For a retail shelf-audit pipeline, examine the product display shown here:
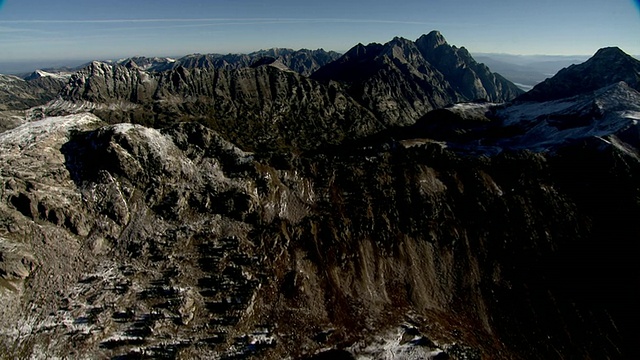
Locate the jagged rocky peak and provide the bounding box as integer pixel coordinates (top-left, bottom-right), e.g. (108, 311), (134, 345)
(121, 59), (139, 69)
(593, 46), (633, 60)
(517, 46), (640, 102)
(342, 42), (383, 60)
(250, 56), (278, 68)
(60, 60), (159, 104)
(250, 57), (291, 72)
(51, 59), (382, 151)
(81, 60), (124, 77)
(415, 31), (523, 102)
(312, 30), (522, 127)
(579, 46), (640, 79)
(116, 48), (341, 76)
(416, 30), (447, 50)
(388, 36), (414, 47)
(89, 60), (109, 70)
(381, 36), (425, 64)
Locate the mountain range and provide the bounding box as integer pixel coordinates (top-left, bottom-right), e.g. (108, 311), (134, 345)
(0, 31), (639, 359)
(312, 31), (522, 126)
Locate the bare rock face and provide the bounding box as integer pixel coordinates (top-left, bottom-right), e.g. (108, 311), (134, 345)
(311, 32), (523, 127)
(415, 31), (523, 102)
(50, 63), (382, 153)
(311, 39), (460, 127)
(0, 109), (638, 359)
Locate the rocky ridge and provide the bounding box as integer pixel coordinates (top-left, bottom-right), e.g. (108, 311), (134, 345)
(119, 48), (341, 77)
(41, 61), (383, 152)
(0, 75), (66, 112)
(28, 32), (522, 153)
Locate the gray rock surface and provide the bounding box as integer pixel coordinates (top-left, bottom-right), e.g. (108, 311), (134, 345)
(416, 31), (522, 102)
(0, 108), (638, 359)
(45, 62), (382, 152)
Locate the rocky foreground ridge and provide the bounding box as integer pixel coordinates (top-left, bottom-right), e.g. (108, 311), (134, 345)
(2, 111), (638, 359)
(0, 34), (639, 359)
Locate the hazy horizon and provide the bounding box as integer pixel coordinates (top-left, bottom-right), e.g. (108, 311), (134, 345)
(1, 0), (639, 66)
(2, 46), (638, 77)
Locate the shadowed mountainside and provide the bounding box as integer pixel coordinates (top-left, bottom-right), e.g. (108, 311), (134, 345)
(312, 31), (523, 126)
(0, 117), (637, 359)
(517, 46), (640, 102)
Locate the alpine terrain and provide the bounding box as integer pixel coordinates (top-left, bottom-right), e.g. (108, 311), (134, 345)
(0, 32), (638, 359)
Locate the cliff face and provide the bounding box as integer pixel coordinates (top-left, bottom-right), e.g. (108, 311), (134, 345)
(42, 32), (522, 151)
(0, 113), (637, 359)
(53, 62), (382, 152)
(415, 31), (523, 103)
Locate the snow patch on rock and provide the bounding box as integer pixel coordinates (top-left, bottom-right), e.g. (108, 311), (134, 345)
(0, 113), (102, 150)
(347, 326), (446, 360)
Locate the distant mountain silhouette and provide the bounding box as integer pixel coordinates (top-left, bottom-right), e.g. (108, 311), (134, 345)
(118, 48), (341, 77)
(517, 47), (640, 102)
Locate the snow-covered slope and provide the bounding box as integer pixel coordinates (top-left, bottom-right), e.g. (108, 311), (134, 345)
(517, 46), (640, 102)
(411, 81), (640, 154)
(497, 81), (640, 151)
(23, 69), (72, 81)
(0, 113), (102, 151)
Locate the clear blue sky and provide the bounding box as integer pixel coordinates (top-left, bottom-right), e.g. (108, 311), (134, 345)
(0, 0), (639, 62)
